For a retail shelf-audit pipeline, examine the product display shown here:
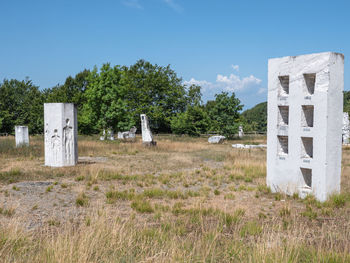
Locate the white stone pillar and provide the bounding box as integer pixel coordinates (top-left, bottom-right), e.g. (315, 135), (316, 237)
(44, 103), (78, 167)
(342, 112), (349, 144)
(15, 126), (29, 147)
(267, 52), (344, 202)
(238, 126), (244, 138)
(140, 114), (156, 146)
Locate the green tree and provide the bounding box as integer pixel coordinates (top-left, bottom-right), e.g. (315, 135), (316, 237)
(0, 78), (44, 134)
(171, 106), (210, 136)
(241, 102), (267, 132)
(206, 92), (243, 138)
(123, 59), (190, 132)
(80, 64), (134, 134)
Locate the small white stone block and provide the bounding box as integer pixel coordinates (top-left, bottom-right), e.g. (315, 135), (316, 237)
(342, 112), (349, 144)
(15, 126), (29, 147)
(44, 103), (78, 167)
(267, 52), (344, 202)
(140, 114), (156, 145)
(208, 135), (226, 144)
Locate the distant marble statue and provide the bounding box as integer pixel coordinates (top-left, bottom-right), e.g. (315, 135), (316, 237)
(100, 128), (114, 141)
(44, 103), (78, 167)
(343, 112), (349, 144)
(117, 126), (137, 141)
(15, 126), (29, 147)
(238, 126), (244, 138)
(140, 114), (156, 146)
(208, 135), (226, 144)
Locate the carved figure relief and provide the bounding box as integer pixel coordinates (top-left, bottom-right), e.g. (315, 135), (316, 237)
(63, 118), (73, 163)
(51, 129), (61, 163)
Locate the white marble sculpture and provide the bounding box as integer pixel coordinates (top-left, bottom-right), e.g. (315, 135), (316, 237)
(267, 52), (344, 202)
(208, 135), (226, 144)
(15, 126), (29, 147)
(140, 114), (156, 146)
(117, 126), (137, 141)
(44, 103), (78, 167)
(238, 126), (244, 138)
(100, 128), (114, 141)
(342, 112), (349, 144)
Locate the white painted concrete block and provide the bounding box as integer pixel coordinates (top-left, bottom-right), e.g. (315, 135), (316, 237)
(15, 126), (29, 147)
(44, 103), (78, 167)
(267, 52), (344, 202)
(140, 114), (156, 145)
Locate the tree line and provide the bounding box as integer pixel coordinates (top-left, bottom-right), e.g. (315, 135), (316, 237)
(0, 59), (267, 137)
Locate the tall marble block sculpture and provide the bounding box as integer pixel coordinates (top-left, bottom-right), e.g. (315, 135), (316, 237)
(140, 114), (156, 146)
(342, 112), (349, 144)
(15, 126), (29, 147)
(267, 52), (344, 202)
(44, 103), (78, 167)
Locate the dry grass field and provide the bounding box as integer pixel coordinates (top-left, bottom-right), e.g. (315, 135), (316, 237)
(1, 135), (350, 262)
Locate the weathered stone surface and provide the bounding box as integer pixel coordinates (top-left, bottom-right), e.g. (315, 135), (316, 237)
(140, 114), (156, 146)
(117, 126), (137, 141)
(44, 103), (78, 167)
(15, 126), (29, 147)
(238, 126), (244, 138)
(342, 112), (349, 144)
(208, 135), (226, 144)
(267, 52), (344, 202)
(232, 144), (266, 149)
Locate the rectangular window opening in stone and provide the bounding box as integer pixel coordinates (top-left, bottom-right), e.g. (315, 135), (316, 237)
(301, 105), (314, 127)
(277, 135), (288, 155)
(278, 106), (289, 126)
(304, 73), (316, 95)
(301, 137), (313, 158)
(278, 76), (289, 96)
(301, 168), (312, 188)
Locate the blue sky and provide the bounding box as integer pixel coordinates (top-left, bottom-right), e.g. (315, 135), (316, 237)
(0, 0), (349, 109)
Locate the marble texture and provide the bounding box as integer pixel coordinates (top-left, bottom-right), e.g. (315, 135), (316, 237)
(140, 114), (156, 146)
(267, 52), (344, 202)
(15, 126), (29, 147)
(44, 103), (78, 167)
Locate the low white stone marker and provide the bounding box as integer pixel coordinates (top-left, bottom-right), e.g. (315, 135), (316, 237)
(232, 144), (266, 149)
(15, 126), (29, 147)
(44, 103), (78, 167)
(117, 126), (137, 141)
(208, 135), (226, 144)
(140, 114), (156, 146)
(267, 52), (344, 202)
(343, 112), (349, 144)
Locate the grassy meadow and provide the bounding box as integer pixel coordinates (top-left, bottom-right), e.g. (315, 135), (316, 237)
(0, 135), (350, 262)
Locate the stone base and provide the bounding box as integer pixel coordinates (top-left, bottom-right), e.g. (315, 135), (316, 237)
(143, 141), (157, 147)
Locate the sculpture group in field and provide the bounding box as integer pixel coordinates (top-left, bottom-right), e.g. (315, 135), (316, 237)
(14, 52), (345, 203)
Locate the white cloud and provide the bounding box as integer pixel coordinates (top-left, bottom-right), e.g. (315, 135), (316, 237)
(163, 0), (183, 13)
(122, 0), (142, 9)
(184, 73), (261, 93)
(257, 87), (267, 94)
(231, 64), (239, 72)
